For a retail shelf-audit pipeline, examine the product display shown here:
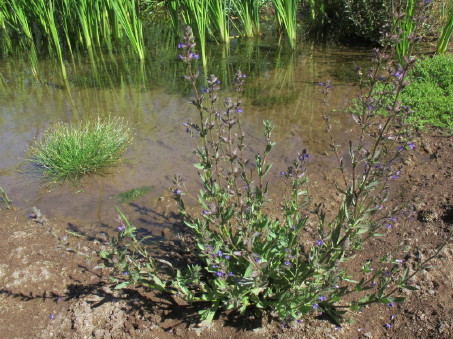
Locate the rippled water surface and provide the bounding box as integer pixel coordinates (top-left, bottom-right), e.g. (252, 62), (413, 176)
(0, 36), (370, 235)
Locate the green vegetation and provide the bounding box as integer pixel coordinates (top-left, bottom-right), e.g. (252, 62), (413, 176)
(96, 26), (446, 325)
(352, 53), (452, 133)
(436, 3), (453, 54)
(28, 117), (132, 183)
(0, 187), (13, 210)
(402, 54), (453, 131)
(113, 186), (153, 203)
(0, 0), (145, 79)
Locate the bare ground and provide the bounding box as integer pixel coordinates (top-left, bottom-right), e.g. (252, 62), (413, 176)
(0, 131), (451, 339)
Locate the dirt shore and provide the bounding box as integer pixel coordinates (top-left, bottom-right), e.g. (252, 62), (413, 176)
(0, 131), (451, 339)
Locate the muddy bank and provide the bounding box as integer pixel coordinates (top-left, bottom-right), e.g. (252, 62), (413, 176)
(0, 131), (451, 339)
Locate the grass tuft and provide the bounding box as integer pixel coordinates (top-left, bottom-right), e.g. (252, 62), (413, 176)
(28, 117), (132, 183)
(113, 186), (153, 203)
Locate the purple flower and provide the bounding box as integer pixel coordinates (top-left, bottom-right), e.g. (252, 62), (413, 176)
(284, 260), (290, 266)
(177, 43), (183, 49)
(202, 209), (210, 215)
(290, 225), (296, 231)
(173, 189), (182, 195)
(370, 281), (376, 287)
(217, 250), (223, 257)
(385, 224), (392, 229)
(408, 142), (415, 149)
(227, 272), (233, 276)
(318, 295), (326, 301)
(254, 258), (261, 263)
(395, 259), (403, 264)
(315, 240), (323, 246)
(384, 323), (391, 329)
(387, 302), (394, 307)
(390, 314), (396, 320)
(49, 314), (55, 319)
(317, 82), (324, 86)
(393, 70), (402, 78)
(297, 319), (302, 324)
(212, 265), (217, 268)
(117, 225), (124, 231)
(298, 153), (309, 160)
(279, 171), (285, 175)
(235, 108), (243, 113)
(224, 255), (230, 260)
(390, 171), (400, 179)
(215, 271), (223, 277)
(312, 303), (319, 309)
(122, 271), (128, 275)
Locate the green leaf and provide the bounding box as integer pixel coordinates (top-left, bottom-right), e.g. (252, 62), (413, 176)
(193, 163), (205, 170)
(114, 281), (130, 289)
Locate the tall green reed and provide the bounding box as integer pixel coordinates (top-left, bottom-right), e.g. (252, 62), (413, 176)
(0, 0), (146, 81)
(180, 0), (209, 67)
(232, 0), (261, 38)
(209, 0), (231, 44)
(272, 0), (298, 49)
(394, 0), (415, 63)
(436, 4), (453, 54)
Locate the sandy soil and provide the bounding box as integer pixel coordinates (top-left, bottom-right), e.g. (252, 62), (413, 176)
(0, 131), (451, 339)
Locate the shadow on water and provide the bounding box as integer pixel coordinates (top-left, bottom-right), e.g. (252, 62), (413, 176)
(0, 26), (371, 237)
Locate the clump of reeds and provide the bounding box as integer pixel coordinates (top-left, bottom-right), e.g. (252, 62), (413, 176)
(28, 117), (132, 183)
(0, 0), (145, 79)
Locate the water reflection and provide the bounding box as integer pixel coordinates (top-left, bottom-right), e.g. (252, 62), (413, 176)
(0, 33), (370, 236)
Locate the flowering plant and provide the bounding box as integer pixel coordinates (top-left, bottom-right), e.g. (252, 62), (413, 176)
(98, 23), (444, 327)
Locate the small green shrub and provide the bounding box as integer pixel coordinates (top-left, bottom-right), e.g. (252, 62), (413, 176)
(402, 54), (453, 131)
(409, 54), (453, 91)
(28, 117), (132, 183)
(402, 80), (453, 130)
(350, 54), (453, 132)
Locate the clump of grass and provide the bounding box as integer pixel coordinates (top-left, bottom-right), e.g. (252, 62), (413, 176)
(0, 187), (13, 210)
(28, 117), (132, 183)
(113, 186), (153, 203)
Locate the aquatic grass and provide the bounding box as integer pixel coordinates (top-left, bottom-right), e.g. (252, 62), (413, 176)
(180, 0), (209, 67)
(28, 117), (132, 183)
(209, 0), (231, 44)
(0, 0), (146, 74)
(0, 187), (13, 210)
(394, 0), (415, 64)
(232, 0), (261, 38)
(113, 186), (154, 203)
(272, 0), (298, 49)
(436, 4), (453, 54)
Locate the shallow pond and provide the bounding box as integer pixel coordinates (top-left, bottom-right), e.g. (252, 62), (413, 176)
(0, 35), (370, 237)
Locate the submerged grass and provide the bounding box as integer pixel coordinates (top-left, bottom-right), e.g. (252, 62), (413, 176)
(113, 186), (153, 203)
(28, 117), (132, 183)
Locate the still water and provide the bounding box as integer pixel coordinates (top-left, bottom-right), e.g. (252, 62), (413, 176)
(0, 35), (370, 236)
